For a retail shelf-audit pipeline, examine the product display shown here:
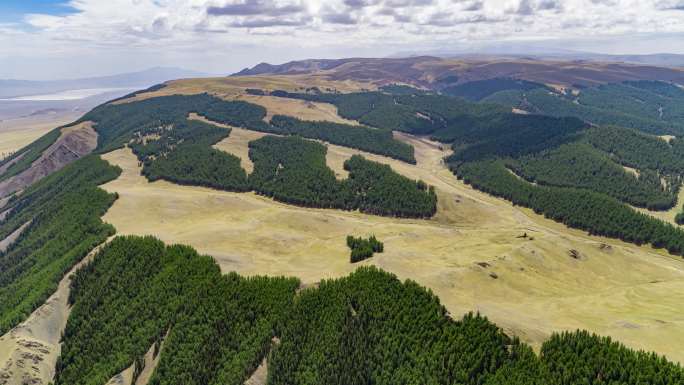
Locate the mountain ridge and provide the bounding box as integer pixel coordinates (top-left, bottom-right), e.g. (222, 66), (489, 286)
(232, 56), (684, 88)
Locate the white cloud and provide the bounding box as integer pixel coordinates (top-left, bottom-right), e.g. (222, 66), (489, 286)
(2, 0), (684, 79)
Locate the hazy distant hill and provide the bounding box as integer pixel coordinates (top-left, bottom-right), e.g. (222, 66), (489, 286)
(0, 67), (208, 99)
(233, 56), (684, 88)
(564, 53), (684, 68)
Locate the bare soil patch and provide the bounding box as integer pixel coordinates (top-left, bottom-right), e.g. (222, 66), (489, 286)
(0, 221), (31, 253)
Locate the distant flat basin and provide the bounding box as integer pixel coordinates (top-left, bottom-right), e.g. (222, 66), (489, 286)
(0, 87), (135, 101)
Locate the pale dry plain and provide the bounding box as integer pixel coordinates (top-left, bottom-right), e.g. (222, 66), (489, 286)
(100, 121), (684, 364)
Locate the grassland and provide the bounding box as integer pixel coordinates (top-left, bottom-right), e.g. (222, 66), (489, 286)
(100, 128), (684, 364)
(3, 75), (684, 384)
(0, 112), (81, 159)
(115, 75), (375, 105)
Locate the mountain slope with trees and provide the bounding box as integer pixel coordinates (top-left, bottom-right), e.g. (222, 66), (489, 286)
(54, 243), (684, 385)
(249, 136), (436, 217)
(0, 155), (120, 333)
(483, 80), (684, 135)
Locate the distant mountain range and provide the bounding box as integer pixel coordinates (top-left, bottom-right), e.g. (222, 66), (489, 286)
(232, 56), (684, 89)
(0, 67), (208, 99)
(390, 43), (684, 68)
(557, 53), (684, 68)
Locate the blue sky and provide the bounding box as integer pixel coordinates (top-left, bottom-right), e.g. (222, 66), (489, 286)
(0, 0), (77, 22)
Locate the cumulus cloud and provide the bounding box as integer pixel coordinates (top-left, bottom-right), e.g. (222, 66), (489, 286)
(1, 0), (683, 78)
(14, 1), (684, 41)
(207, 0), (305, 16)
(656, 0), (684, 9)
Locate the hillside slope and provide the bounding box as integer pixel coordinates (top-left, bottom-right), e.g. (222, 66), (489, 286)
(2, 70), (684, 383)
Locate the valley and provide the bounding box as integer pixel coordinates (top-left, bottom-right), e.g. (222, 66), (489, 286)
(6, 0), (684, 381)
(3, 61), (684, 384)
(99, 115), (684, 363)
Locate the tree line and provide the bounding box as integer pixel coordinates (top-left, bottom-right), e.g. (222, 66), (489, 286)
(130, 118), (250, 192)
(586, 124), (684, 178)
(454, 159), (684, 254)
(53, 239), (684, 385)
(347, 234), (383, 263)
(442, 77), (546, 101)
(484, 81), (684, 136)
(270, 87), (684, 247)
(57, 235), (299, 385)
(267, 115), (415, 163)
(249, 136), (436, 218)
(509, 142), (677, 210)
(0, 155), (120, 333)
(80, 93), (268, 152)
(80, 94), (425, 216)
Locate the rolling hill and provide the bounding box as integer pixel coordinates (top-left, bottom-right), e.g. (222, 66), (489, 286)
(2, 59), (684, 384)
(233, 56), (684, 88)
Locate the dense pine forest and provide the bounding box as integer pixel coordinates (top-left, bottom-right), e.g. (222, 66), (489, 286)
(267, 115), (415, 163)
(271, 87), (684, 252)
(249, 135), (343, 208)
(53, 242), (684, 384)
(74, 93), (430, 217)
(249, 136), (436, 217)
(270, 89), (510, 136)
(441, 77), (546, 101)
(454, 159), (684, 253)
(344, 155), (437, 217)
(0, 156), (120, 333)
(57, 235), (299, 385)
(508, 142), (677, 210)
(80, 93), (268, 152)
(347, 234), (383, 262)
(585, 125), (684, 175)
(77, 92), (415, 163)
(130, 118), (250, 191)
(483, 80), (684, 135)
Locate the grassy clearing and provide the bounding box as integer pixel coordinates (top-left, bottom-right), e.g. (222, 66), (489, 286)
(100, 133), (684, 364)
(114, 75), (375, 105)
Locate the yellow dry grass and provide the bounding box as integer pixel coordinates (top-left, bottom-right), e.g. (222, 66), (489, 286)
(635, 184), (684, 226)
(114, 75), (374, 105)
(191, 114), (268, 174)
(0, 112), (81, 159)
(235, 94), (358, 125)
(622, 164), (640, 177)
(100, 128), (684, 364)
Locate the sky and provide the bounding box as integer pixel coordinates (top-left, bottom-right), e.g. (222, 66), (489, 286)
(1, 0), (684, 80)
